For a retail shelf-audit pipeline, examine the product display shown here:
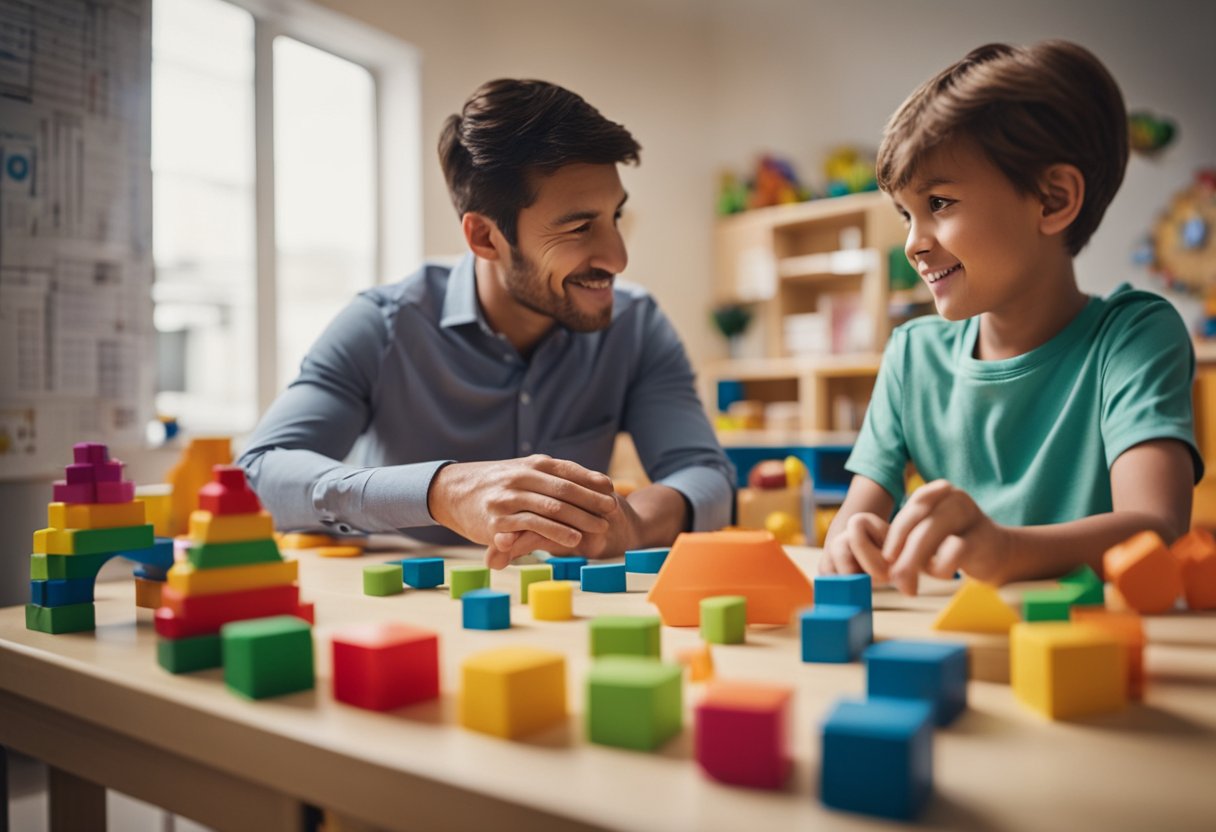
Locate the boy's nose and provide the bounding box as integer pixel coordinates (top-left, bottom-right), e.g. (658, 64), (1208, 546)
(904, 224), (933, 262)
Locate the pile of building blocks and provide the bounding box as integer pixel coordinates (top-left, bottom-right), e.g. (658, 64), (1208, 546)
(459, 646), (567, 739)
(799, 573), (873, 663)
(695, 679), (792, 789)
(331, 622), (440, 710)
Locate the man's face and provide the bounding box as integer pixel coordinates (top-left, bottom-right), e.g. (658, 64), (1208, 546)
(503, 163), (629, 332)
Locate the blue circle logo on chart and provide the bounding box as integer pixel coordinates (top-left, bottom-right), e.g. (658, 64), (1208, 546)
(6, 155), (30, 182)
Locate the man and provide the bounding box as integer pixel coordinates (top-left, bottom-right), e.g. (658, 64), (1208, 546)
(239, 78), (733, 568)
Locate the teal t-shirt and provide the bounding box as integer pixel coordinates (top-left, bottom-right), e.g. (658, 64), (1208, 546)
(847, 284), (1203, 525)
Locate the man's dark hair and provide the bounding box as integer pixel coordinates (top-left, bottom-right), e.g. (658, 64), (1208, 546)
(438, 79), (641, 246)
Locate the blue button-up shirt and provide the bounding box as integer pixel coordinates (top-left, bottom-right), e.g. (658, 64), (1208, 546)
(238, 254), (734, 545)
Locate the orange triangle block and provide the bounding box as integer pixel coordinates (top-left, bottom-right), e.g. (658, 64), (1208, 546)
(933, 579), (1020, 634)
(647, 530), (814, 626)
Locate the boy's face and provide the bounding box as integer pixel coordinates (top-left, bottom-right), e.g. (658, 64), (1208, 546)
(502, 163), (629, 332)
(891, 139), (1046, 322)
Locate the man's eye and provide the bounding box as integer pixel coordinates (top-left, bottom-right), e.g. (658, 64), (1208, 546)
(571, 223), (591, 234)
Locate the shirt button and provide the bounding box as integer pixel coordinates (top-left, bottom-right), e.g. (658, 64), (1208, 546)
(520, 392), (532, 406)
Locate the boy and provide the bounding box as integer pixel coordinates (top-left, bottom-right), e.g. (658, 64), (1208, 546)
(822, 41), (1202, 594)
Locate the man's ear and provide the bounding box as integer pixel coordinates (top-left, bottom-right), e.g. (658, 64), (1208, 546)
(1038, 164), (1084, 238)
(461, 212), (507, 261)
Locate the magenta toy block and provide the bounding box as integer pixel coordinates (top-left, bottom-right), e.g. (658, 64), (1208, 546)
(65, 463), (96, 485)
(53, 481), (95, 504)
(331, 622), (441, 711)
(695, 680), (792, 789)
(73, 442), (109, 464)
(95, 459), (124, 482)
(95, 480), (136, 503)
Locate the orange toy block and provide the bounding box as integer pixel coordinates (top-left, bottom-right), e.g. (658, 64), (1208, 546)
(48, 500), (147, 531)
(276, 532), (358, 550)
(677, 643), (715, 682)
(646, 531), (813, 627)
(135, 577), (163, 609)
(1170, 528), (1216, 611)
(1071, 608), (1146, 699)
(165, 437), (233, 536)
(1103, 531), (1182, 614)
(933, 579), (1020, 634)
(188, 510), (275, 545)
(318, 545), (364, 558)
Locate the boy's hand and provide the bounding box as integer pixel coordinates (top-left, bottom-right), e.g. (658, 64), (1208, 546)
(485, 493), (643, 569)
(882, 479), (1012, 594)
(819, 512), (891, 580)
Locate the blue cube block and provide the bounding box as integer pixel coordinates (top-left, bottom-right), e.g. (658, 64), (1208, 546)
(814, 573), (873, 611)
(133, 563), (168, 581)
(461, 589), (511, 630)
(581, 563), (627, 593)
(800, 604), (871, 663)
(624, 547), (669, 574)
(820, 697), (934, 820)
(863, 640), (968, 726)
(121, 537), (175, 569)
(398, 557), (444, 589)
(30, 578), (95, 607)
(547, 556), (588, 581)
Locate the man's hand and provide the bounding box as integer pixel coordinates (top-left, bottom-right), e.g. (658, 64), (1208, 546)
(485, 492), (644, 569)
(427, 455), (618, 555)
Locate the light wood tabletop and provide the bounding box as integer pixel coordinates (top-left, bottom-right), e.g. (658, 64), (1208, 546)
(2, 545), (1214, 832)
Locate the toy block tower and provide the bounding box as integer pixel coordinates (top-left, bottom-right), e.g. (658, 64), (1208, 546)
(27, 443), (155, 634)
(155, 465), (314, 676)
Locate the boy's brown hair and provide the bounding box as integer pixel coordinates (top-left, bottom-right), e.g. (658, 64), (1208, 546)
(876, 40), (1127, 256)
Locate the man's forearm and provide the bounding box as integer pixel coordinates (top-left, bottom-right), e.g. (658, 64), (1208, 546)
(1000, 511), (1184, 584)
(626, 484), (690, 549)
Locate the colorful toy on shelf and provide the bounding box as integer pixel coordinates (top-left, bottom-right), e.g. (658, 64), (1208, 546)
(716, 154), (813, 216)
(1138, 169), (1215, 311)
(737, 456), (814, 544)
(823, 146), (878, 197)
(1127, 110), (1177, 156)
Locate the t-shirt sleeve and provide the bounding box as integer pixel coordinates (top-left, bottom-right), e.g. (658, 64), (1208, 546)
(1100, 298), (1204, 483)
(846, 326), (911, 502)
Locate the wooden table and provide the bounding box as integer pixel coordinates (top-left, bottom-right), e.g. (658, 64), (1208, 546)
(2, 546), (1214, 831)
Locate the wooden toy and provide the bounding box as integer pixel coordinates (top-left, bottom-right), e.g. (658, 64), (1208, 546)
(33, 524), (154, 556)
(647, 531), (814, 626)
(25, 601), (95, 634)
(29, 577), (94, 607)
(814, 573), (872, 610)
(695, 680), (792, 789)
(1059, 564), (1106, 606)
(700, 595), (747, 644)
(30, 552), (115, 581)
(820, 697), (934, 820)
(586, 657), (683, 751)
(588, 615), (660, 658)
(188, 510), (275, 545)
(166, 559), (298, 595)
(398, 556), (445, 589)
(1010, 622), (1126, 719)
(863, 640), (968, 726)
(47, 500), (146, 530)
(1104, 531), (1183, 614)
(363, 564), (404, 597)
(1170, 528), (1216, 610)
(154, 586), (307, 640)
(197, 465), (262, 515)
(1022, 586), (1086, 622)
(677, 643), (714, 682)
(449, 565), (490, 599)
(932, 579), (1020, 634)
(221, 615), (315, 700)
(546, 556), (588, 581)
(187, 538), (281, 569)
(331, 622), (440, 710)
(165, 437), (233, 536)
(459, 646), (566, 739)
(518, 564), (552, 602)
(624, 547), (669, 573)
(317, 545), (364, 558)
(134, 577), (163, 609)
(800, 604), (870, 663)
(529, 580), (573, 621)
(1071, 608), (1146, 699)
(462, 589), (511, 630)
(157, 633), (222, 674)
(580, 563), (626, 593)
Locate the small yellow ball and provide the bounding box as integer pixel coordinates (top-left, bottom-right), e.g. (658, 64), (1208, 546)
(765, 510), (801, 544)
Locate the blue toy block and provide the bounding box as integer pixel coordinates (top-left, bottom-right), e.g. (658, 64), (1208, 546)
(30, 578), (95, 607)
(462, 589), (511, 630)
(800, 604), (871, 663)
(863, 640), (968, 726)
(398, 557), (444, 589)
(547, 556), (588, 581)
(624, 547), (669, 573)
(820, 697), (934, 821)
(121, 537), (175, 569)
(581, 563), (626, 593)
(814, 573), (872, 611)
(134, 563), (169, 581)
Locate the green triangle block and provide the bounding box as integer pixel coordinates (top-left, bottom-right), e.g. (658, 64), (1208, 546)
(26, 602), (95, 634)
(1059, 565), (1105, 606)
(188, 538), (283, 569)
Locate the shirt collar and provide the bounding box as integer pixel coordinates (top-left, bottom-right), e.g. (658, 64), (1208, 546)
(439, 253), (490, 332)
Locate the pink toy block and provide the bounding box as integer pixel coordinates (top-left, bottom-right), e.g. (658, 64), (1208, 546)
(95, 459), (124, 482)
(73, 442), (109, 464)
(695, 680), (792, 789)
(95, 480), (136, 503)
(331, 622), (440, 710)
(53, 481), (96, 504)
(65, 463), (96, 484)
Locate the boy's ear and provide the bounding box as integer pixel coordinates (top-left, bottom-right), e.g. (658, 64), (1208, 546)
(461, 212), (507, 261)
(1037, 164), (1085, 238)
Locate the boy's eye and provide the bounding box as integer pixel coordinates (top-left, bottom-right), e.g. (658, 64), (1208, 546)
(928, 196), (953, 212)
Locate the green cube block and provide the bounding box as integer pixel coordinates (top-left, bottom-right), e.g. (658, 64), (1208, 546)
(1023, 585), (1085, 622)
(44, 524), (154, 555)
(25, 602), (95, 634)
(1059, 565), (1105, 606)
(589, 615), (662, 658)
(450, 565), (490, 599)
(188, 539), (282, 569)
(519, 564), (553, 603)
(158, 634), (223, 673)
(221, 615), (314, 700)
(586, 657), (683, 750)
(700, 595), (747, 644)
(363, 563), (404, 596)
(30, 552), (116, 581)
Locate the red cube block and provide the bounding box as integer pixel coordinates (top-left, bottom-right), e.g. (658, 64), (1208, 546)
(332, 622), (440, 711)
(213, 465), (249, 489)
(198, 481), (262, 515)
(695, 680), (792, 790)
(95, 480), (136, 503)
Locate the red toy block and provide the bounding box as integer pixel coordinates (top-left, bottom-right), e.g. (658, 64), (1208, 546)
(1170, 528), (1216, 611)
(198, 465), (263, 515)
(294, 602), (316, 625)
(1103, 531), (1182, 615)
(155, 583), (301, 637)
(65, 463), (96, 484)
(53, 481), (95, 504)
(73, 442), (109, 464)
(95, 480), (136, 504)
(331, 622), (441, 711)
(695, 680), (792, 789)
(213, 465), (248, 489)
(95, 459), (124, 482)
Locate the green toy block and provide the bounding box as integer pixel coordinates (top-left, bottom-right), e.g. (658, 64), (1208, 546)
(25, 602), (95, 634)
(450, 565), (490, 599)
(700, 595), (747, 644)
(221, 615), (314, 700)
(188, 539), (282, 569)
(586, 657), (683, 751)
(30, 552), (116, 581)
(589, 615), (662, 658)
(36, 524), (154, 555)
(519, 564), (553, 603)
(1023, 585), (1086, 622)
(1060, 565), (1106, 606)
(158, 634), (223, 673)
(363, 563), (404, 596)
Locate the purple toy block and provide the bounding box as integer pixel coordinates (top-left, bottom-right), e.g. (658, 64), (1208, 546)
(73, 442), (109, 464)
(65, 463), (97, 484)
(53, 481), (96, 504)
(95, 459), (124, 482)
(95, 480), (135, 504)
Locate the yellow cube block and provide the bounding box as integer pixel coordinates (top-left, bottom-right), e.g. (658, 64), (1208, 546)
(459, 647), (567, 739)
(189, 510), (275, 544)
(1011, 622), (1126, 720)
(48, 501), (147, 531)
(529, 580), (573, 621)
(166, 559), (297, 596)
(135, 485), (173, 537)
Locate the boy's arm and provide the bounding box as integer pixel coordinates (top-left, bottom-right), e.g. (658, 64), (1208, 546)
(820, 475), (896, 577)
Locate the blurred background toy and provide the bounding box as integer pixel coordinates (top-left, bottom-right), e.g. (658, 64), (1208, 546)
(823, 146), (878, 197)
(1128, 110), (1178, 156)
(736, 456), (815, 545)
(1137, 168), (1216, 337)
(716, 154), (813, 216)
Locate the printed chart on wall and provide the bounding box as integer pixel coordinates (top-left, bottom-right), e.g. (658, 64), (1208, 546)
(0, 0), (153, 479)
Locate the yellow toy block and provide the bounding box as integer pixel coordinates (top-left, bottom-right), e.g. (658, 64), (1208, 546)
(166, 437), (232, 536)
(166, 559), (297, 596)
(135, 485), (173, 537)
(933, 579), (1020, 634)
(134, 577), (163, 609)
(275, 532), (359, 550)
(459, 646), (567, 739)
(48, 501), (147, 531)
(188, 510), (275, 545)
(677, 642), (715, 682)
(1011, 622), (1126, 720)
(529, 580), (573, 621)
